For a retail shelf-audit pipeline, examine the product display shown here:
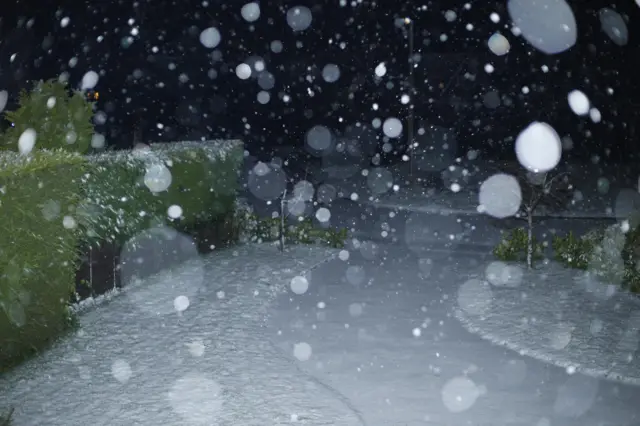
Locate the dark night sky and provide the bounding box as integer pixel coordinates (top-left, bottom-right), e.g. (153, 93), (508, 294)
(0, 0), (638, 164)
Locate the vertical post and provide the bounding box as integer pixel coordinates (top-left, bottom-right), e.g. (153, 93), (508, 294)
(280, 188), (287, 253)
(113, 245), (118, 290)
(527, 209), (533, 270)
(406, 17), (415, 179)
(89, 246), (95, 298)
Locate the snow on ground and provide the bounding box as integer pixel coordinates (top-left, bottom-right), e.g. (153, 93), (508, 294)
(268, 244), (640, 426)
(327, 196), (614, 260)
(369, 189), (620, 219)
(455, 260), (640, 386)
(0, 244), (372, 426)
(323, 160), (638, 220)
(4, 229), (639, 424)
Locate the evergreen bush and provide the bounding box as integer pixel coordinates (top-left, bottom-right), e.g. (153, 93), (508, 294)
(0, 79), (94, 154)
(621, 222), (640, 293)
(0, 151), (86, 373)
(552, 223), (640, 294)
(552, 231), (596, 270)
(493, 227), (543, 264)
(236, 201), (347, 249)
(582, 224), (627, 288)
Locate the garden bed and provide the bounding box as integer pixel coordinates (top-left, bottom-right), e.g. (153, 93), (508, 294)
(456, 259), (640, 385)
(493, 219), (640, 295)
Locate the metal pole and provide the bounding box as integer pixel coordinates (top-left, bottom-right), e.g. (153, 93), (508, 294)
(89, 246), (94, 298)
(280, 188), (287, 253)
(406, 18), (415, 179)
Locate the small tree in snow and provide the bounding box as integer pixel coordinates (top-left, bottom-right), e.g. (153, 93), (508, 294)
(514, 168), (572, 268)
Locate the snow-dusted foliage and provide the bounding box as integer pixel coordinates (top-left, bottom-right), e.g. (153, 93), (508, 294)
(148, 139), (243, 163)
(233, 197), (258, 244)
(2, 0), (640, 423)
(0, 79), (95, 154)
(0, 148), (84, 170)
(586, 223), (628, 286)
(79, 139), (243, 246)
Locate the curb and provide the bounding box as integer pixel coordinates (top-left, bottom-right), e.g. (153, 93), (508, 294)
(453, 308), (640, 387)
(363, 200), (620, 221)
(347, 229), (495, 255)
(263, 247), (340, 303)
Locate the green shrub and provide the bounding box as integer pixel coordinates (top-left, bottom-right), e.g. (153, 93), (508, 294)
(621, 222), (640, 293)
(0, 79), (94, 154)
(0, 151), (86, 373)
(1, 406), (14, 425)
(237, 206), (347, 249)
(233, 198), (260, 242)
(320, 226), (348, 249)
(581, 226), (606, 244)
(162, 148), (237, 227)
(622, 268), (640, 294)
(78, 141), (242, 248)
(557, 223), (640, 294)
(0, 140), (244, 372)
(285, 218), (346, 248)
(552, 231), (596, 269)
(493, 227), (543, 263)
(78, 156), (161, 247)
(586, 224), (628, 289)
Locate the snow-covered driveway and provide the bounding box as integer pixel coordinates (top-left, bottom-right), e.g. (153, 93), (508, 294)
(3, 241), (639, 426)
(267, 244), (640, 426)
(0, 244), (365, 426)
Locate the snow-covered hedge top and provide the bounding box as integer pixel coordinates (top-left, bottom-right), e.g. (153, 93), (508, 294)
(0, 140), (243, 170)
(149, 139), (243, 159)
(0, 149), (84, 174)
(88, 139), (243, 167)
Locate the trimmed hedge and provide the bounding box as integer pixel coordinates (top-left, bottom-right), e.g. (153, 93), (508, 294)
(0, 151), (87, 371)
(0, 136), (347, 374)
(0, 140), (244, 373)
(620, 223), (640, 293)
(78, 141), (242, 247)
(0, 79), (250, 372)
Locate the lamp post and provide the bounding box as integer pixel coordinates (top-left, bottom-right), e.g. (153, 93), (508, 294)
(396, 17), (416, 179)
(405, 17), (416, 178)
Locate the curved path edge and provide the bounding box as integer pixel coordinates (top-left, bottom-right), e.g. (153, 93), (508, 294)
(454, 308), (640, 386)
